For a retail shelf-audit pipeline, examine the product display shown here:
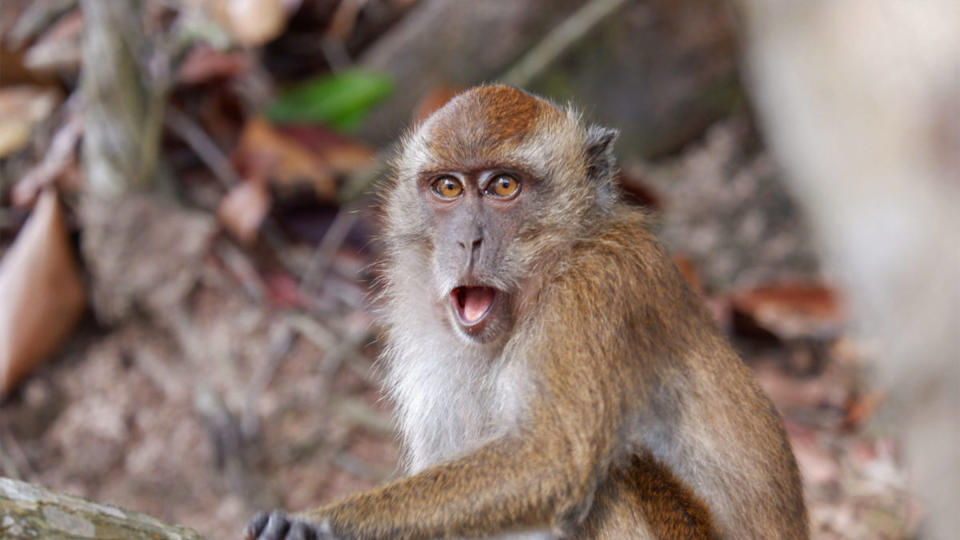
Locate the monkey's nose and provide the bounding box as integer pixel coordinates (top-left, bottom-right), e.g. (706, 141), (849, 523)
(457, 238), (483, 252)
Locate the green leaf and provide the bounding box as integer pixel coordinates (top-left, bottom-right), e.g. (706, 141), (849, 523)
(266, 71), (394, 131)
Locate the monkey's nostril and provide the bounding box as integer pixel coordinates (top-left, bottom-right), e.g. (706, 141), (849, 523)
(457, 238), (482, 251)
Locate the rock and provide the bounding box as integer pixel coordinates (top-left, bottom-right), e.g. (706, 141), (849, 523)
(0, 477), (205, 539)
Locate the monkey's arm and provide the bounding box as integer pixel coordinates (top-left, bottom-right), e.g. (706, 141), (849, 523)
(246, 375), (620, 540)
(321, 429), (607, 538)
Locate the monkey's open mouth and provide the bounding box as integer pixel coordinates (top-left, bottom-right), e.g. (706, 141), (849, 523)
(450, 286), (496, 326)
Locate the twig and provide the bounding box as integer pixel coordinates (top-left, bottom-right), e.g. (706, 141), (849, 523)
(324, 273), (369, 311)
(12, 97), (83, 207)
(285, 313), (376, 385)
(320, 38), (353, 72)
(320, 0), (367, 70)
(284, 313), (341, 353)
(193, 384), (245, 487)
(213, 239), (267, 302)
(242, 323), (295, 439)
(0, 431), (24, 480)
(342, 349), (378, 386)
(297, 151), (388, 291)
(299, 204), (363, 294)
(8, 0), (75, 47)
(340, 151), (389, 204)
(163, 106), (241, 189)
(331, 396), (394, 437)
(135, 347), (187, 401)
(332, 451), (392, 482)
(326, 0), (368, 41)
(4, 426), (37, 478)
(258, 223), (337, 311)
(501, 0), (629, 88)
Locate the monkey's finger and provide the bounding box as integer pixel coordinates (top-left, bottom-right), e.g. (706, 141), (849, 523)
(261, 511), (292, 540)
(286, 521), (317, 540)
(243, 512), (269, 539)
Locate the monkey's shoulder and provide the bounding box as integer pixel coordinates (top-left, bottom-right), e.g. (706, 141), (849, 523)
(557, 211), (677, 297)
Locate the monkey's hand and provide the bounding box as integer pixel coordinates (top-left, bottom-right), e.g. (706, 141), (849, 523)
(243, 511), (339, 540)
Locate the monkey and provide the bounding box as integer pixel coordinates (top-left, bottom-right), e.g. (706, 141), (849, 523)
(244, 84), (807, 540)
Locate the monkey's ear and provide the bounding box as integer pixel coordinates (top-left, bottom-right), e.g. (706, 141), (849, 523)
(585, 126), (619, 183)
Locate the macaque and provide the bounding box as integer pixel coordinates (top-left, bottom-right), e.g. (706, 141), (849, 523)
(245, 85), (807, 539)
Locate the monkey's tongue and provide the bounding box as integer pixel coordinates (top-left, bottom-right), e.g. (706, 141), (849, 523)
(455, 287), (495, 324)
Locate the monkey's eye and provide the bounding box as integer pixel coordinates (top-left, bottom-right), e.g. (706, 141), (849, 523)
(431, 176), (463, 199)
(487, 175), (520, 199)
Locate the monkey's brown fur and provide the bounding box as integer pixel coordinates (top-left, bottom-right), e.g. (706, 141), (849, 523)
(581, 453), (716, 539)
(245, 85), (807, 540)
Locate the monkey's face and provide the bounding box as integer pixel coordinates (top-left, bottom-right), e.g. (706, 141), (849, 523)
(417, 167), (535, 344)
(384, 85), (615, 345)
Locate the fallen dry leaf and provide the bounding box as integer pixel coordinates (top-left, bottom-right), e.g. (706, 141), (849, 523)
(618, 170), (661, 209)
(0, 46), (56, 86)
(843, 390), (886, 430)
(176, 44), (254, 85)
(0, 189), (86, 396)
(672, 255), (702, 293)
(217, 179), (271, 243)
(235, 117), (337, 200)
(279, 125), (375, 176)
(0, 85), (61, 158)
(214, 0), (290, 47)
(753, 362), (850, 411)
(730, 283), (844, 341)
